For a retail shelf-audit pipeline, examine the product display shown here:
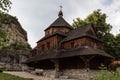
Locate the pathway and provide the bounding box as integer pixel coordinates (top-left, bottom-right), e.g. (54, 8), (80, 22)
(4, 71), (51, 80)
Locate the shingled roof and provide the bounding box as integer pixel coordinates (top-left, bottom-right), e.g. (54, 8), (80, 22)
(37, 30), (67, 43)
(62, 25), (101, 43)
(26, 47), (114, 63)
(45, 12), (73, 31)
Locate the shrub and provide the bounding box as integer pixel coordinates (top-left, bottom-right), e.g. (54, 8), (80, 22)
(94, 64), (120, 80)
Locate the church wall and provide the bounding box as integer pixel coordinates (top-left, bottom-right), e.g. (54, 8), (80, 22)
(85, 37), (103, 49)
(30, 49), (37, 57)
(57, 27), (70, 33)
(62, 38), (86, 49)
(62, 37), (103, 49)
(45, 27), (70, 35)
(37, 35), (58, 52)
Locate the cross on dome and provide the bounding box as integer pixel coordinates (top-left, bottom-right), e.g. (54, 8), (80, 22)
(60, 5), (62, 11)
(58, 5), (63, 17)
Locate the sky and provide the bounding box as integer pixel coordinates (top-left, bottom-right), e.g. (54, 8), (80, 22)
(9, 0), (120, 48)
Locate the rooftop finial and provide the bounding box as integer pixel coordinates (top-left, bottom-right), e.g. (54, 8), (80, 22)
(58, 5), (63, 17)
(60, 5), (62, 11)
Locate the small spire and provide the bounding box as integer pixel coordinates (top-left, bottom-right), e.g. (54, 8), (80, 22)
(58, 5), (63, 17)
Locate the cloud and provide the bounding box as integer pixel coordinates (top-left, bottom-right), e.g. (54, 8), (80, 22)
(9, 0), (120, 48)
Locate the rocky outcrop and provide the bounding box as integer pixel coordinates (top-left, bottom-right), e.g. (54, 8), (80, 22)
(0, 12), (31, 71)
(1, 13), (27, 45)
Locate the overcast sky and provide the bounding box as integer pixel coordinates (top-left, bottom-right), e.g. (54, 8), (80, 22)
(9, 0), (120, 48)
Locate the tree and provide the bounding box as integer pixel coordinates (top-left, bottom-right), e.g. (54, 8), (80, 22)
(72, 18), (86, 28)
(0, 0), (12, 50)
(0, 0), (12, 12)
(113, 34), (120, 59)
(72, 9), (118, 59)
(103, 33), (116, 58)
(72, 9), (112, 39)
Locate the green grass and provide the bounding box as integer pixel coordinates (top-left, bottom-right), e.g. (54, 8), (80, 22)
(0, 73), (29, 80)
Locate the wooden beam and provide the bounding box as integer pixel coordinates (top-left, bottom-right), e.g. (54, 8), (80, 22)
(80, 55), (95, 71)
(51, 59), (60, 78)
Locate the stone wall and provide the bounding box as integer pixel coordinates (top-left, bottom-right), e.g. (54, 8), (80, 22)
(31, 69), (99, 80)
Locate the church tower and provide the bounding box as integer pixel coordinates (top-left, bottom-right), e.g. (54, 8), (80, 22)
(44, 6), (73, 35)
(37, 6), (73, 52)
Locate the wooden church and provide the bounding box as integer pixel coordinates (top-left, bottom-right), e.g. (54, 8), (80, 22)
(26, 7), (113, 72)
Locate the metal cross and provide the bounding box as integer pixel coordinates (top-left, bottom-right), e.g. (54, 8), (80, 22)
(60, 5), (62, 11)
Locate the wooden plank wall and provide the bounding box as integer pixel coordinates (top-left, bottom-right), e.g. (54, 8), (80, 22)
(62, 37), (103, 49)
(37, 35), (58, 52)
(45, 27), (70, 35)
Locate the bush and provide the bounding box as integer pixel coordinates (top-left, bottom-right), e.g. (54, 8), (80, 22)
(93, 64), (120, 80)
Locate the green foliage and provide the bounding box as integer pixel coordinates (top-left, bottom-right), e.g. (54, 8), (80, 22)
(0, 11), (18, 22)
(72, 9), (112, 39)
(113, 34), (120, 59)
(102, 33), (120, 59)
(0, 11), (27, 50)
(0, 43), (31, 61)
(72, 18), (86, 28)
(10, 43), (32, 51)
(102, 33), (115, 57)
(85, 9), (112, 39)
(0, 73), (28, 80)
(72, 9), (120, 59)
(99, 64), (107, 70)
(0, 0), (12, 12)
(94, 68), (120, 80)
(0, 26), (11, 50)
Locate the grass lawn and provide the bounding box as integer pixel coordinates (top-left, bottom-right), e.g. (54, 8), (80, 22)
(0, 72), (29, 80)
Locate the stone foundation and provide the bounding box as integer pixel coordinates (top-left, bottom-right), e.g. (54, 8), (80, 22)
(33, 69), (99, 80)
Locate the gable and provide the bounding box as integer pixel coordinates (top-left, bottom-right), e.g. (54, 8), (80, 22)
(62, 24), (98, 43)
(86, 26), (97, 37)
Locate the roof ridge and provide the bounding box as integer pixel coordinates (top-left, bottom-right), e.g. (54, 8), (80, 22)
(45, 16), (73, 31)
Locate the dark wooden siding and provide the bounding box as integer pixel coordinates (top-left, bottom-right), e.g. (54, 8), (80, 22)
(45, 27), (70, 35)
(62, 37), (103, 49)
(37, 35), (58, 52)
(86, 26), (97, 37)
(60, 57), (85, 69)
(62, 38), (86, 49)
(30, 49), (37, 57)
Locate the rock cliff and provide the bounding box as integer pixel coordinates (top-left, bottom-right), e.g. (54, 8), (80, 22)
(1, 13), (28, 45)
(0, 12), (31, 71)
